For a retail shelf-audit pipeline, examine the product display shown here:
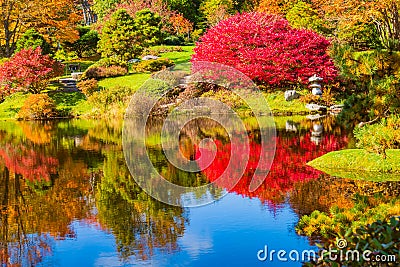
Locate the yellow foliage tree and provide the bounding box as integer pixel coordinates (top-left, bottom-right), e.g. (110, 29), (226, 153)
(319, 0), (400, 50)
(0, 0), (81, 57)
(170, 13), (193, 39)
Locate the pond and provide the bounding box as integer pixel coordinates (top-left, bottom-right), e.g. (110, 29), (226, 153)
(0, 117), (397, 266)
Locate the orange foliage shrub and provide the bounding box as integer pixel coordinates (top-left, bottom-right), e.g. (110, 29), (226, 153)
(17, 94), (57, 120)
(77, 78), (98, 96)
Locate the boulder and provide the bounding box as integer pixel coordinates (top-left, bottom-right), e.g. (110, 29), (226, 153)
(71, 72), (83, 81)
(284, 90), (300, 101)
(142, 55), (159, 60)
(306, 103), (327, 112)
(128, 58), (140, 63)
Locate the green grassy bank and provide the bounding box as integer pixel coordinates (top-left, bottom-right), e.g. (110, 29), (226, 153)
(308, 149), (400, 181)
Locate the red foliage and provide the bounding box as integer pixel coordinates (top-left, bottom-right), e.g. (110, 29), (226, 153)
(0, 47), (64, 95)
(0, 144), (58, 182)
(191, 12), (338, 87)
(196, 131), (348, 206)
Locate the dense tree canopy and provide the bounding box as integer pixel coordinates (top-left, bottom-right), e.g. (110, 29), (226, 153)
(0, 0), (81, 57)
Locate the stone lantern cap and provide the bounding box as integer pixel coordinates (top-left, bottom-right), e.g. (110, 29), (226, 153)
(309, 74), (323, 83)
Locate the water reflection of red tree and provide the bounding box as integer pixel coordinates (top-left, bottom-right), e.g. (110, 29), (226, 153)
(196, 132), (348, 206)
(0, 144), (58, 182)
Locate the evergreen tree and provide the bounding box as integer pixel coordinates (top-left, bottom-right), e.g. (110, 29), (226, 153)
(135, 9), (162, 47)
(15, 29), (52, 55)
(98, 9), (143, 61)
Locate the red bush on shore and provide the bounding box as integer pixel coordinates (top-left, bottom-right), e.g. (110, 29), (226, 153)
(191, 12), (338, 87)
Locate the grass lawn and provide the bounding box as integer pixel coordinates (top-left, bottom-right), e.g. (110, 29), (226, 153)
(0, 92), (29, 120)
(98, 73), (151, 91)
(308, 149), (400, 181)
(158, 45), (195, 65)
(263, 91), (309, 114)
(47, 91), (92, 117)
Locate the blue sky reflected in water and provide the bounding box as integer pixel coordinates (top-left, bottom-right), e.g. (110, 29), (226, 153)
(47, 194), (315, 267)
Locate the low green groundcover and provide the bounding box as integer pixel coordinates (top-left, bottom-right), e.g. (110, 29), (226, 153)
(308, 149), (400, 181)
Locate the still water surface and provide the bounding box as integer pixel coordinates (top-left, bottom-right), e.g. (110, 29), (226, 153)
(0, 116), (381, 266)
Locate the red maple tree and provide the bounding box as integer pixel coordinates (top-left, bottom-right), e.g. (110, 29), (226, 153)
(191, 12), (338, 87)
(0, 47), (64, 96)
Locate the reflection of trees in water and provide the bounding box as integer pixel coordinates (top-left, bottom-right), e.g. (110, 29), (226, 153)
(0, 117), (355, 265)
(95, 150), (187, 260)
(290, 175), (400, 217)
(0, 122), (101, 266)
(197, 128), (349, 208)
(0, 143), (58, 183)
(0, 167), (53, 266)
(137, 116), (349, 208)
(0, 116), (353, 265)
(0, 159), (92, 266)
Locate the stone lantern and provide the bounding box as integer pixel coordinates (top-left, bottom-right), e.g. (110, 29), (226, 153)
(309, 74), (323, 96)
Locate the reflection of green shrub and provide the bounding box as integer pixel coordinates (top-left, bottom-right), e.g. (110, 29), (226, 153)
(25, 179), (53, 195)
(17, 94), (57, 120)
(132, 58), (174, 72)
(354, 116), (400, 158)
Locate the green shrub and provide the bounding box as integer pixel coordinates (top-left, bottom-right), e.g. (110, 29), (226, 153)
(201, 89), (246, 109)
(141, 46), (183, 57)
(132, 58), (174, 72)
(62, 26), (99, 58)
(296, 196), (400, 240)
(0, 58), (8, 65)
(17, 94), (57, 120)
(340, 217), (400, 266)
(354, 116), (400, 158)
(83, 65), (128, 80)
(88, 85), (134, 109)
(307, 217), (400, 266)
(97, 9), (143, 61)
(92, 57), (128, 69)
(77, 79), (98, 96)
(191, 29), (204, 42)
(16, 29), (51, 55)
(163, 36), (182, 45)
